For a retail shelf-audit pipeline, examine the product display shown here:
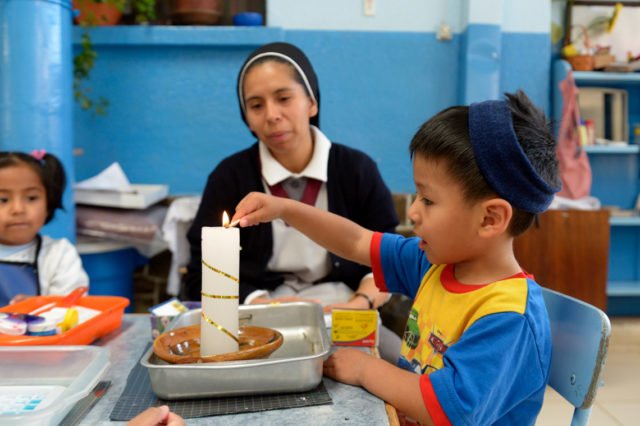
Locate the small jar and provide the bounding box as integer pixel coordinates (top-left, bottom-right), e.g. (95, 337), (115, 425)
(27, 317), (58, 336)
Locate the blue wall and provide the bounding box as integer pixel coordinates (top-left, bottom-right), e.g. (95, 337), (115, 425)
(73, 26), (550, 195)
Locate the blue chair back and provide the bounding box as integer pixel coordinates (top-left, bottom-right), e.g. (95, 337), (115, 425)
(542, 287), (611, 426)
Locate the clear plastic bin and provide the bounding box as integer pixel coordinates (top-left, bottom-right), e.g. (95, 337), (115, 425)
(0, 346), (109, 425)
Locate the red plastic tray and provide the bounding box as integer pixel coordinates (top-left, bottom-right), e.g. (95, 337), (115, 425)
(0, 295), (129, 345)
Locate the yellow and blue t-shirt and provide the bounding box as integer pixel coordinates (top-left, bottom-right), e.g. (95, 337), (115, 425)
(371, 232), (551, 426)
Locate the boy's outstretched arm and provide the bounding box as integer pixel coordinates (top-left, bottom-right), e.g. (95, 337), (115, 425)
(324, 349), (433, 425)
(233, 192), (373, 266)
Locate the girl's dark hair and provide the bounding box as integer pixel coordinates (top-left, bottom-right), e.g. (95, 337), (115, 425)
(0, 151), (67, 224)
(409, 91), (559, 236)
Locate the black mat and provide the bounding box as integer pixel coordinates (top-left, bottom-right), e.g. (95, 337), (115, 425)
(110, 347), (332, 421)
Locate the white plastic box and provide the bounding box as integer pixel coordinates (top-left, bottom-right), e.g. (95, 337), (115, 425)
(75, 184), (169, 209)
(0, 346), (109, 425)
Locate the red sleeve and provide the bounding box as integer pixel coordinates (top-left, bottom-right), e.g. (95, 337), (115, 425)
(370, 232), (387, 292)
(420, 374), (452, 426)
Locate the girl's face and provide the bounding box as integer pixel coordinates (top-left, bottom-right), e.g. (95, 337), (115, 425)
(0, 164), (48, 246)
(242, 61), (318, 157)
(408, 154), (484, 266)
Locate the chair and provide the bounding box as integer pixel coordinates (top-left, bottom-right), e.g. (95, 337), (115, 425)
(542, 287), (611, 426)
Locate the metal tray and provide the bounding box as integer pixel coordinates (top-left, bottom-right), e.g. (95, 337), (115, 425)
(142, 302), (330, 399)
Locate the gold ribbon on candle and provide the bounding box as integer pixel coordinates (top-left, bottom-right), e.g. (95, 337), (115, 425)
(201, 291), (239, 300)
(201, 311), (239, 343)
(201, 259), (239, 283)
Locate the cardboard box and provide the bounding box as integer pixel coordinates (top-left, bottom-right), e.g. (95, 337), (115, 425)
(331, 309), (379, 347)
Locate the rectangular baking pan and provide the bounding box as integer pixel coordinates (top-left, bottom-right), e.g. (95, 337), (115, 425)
(142, 302), (330, 399)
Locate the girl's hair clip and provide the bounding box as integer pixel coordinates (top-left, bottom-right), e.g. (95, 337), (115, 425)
(30, 149), (47, 162)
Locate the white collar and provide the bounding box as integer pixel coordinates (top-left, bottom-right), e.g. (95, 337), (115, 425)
(260, 126), (331, 186)
(0, 239), (37, 259)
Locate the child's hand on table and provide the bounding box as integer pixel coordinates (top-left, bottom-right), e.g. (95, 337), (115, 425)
(323, 348), (375, 387)
(127, 405), (184, 426)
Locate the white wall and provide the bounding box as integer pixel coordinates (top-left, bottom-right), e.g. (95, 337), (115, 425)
(267, 0), (550, 34)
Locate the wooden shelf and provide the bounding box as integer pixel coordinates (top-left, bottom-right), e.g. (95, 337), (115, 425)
(584, 145), (640, 154)
(573, 71), (640, 85)
(607, 281), (640, 297)
(610, 216), (640, 226)
(72, 26), (284, 46)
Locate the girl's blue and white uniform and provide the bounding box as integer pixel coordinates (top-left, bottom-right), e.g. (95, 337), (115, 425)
(0, 235), (88, 306)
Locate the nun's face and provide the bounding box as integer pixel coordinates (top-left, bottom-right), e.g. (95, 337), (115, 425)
(242, 61), (318, 158)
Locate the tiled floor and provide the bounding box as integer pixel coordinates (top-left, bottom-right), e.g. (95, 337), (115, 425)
(536, 317), (640, 425)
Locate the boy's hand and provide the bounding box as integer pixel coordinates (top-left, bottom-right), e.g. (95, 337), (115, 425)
(233, 192), (285, 227)
(323, 298), (370, 313)
(323, 348), (373, 386)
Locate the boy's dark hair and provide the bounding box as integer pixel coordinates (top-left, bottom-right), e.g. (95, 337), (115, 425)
(0, 151), (67, 224)
(409, 90), (560, 236)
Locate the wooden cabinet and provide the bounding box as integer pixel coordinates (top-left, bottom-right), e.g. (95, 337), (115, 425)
(514, 209), (609, 311)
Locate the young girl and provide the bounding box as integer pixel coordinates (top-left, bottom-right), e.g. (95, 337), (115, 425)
(0, 150), (88, 306)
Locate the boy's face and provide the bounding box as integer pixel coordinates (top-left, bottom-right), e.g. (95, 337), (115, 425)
(0, 164), (48, 246)
(408, 154), (485, 265)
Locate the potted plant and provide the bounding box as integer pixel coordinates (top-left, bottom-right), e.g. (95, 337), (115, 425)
(73, 0), (156, 114)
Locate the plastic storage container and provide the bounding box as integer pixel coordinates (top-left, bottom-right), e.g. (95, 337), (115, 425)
(0, 346), (109, 425)
(0, 295), (129, 345)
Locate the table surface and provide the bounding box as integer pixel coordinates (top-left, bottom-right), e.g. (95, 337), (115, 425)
(80, 314), (392, 425)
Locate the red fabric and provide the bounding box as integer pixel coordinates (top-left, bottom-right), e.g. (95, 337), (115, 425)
(441, 264), (530, 293)
(556, 71), (592, 199)
(268, 178), (322, 206)
(370, 232), (387, 291)
(420, 374), (453, 426)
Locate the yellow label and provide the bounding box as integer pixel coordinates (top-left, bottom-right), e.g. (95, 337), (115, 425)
(331, 309), (378, 347)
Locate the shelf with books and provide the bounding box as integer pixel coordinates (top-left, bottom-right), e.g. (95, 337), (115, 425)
(553, 59), (640, 313)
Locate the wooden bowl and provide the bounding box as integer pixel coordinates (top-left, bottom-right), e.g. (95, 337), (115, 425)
(153, 325), (283, 364)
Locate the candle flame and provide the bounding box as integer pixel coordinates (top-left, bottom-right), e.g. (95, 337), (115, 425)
(222, 211), (230, 227)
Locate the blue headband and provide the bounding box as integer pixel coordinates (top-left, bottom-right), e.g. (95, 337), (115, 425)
(468, 100), (558, 213)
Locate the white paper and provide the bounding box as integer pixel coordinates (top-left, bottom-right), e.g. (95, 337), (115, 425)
(74, 162), (134, 192)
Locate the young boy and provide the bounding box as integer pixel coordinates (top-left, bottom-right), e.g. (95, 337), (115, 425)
(232, 90), (560, 425)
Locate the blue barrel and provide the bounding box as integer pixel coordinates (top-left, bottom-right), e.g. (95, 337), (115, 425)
(80, 244), (147, 313)
(0, 0), (75, 241)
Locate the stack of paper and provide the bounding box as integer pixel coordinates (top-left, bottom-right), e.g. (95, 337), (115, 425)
(74, 163), (168, 209)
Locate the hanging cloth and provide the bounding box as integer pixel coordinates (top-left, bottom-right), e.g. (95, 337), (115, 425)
(0, 235), (42, 307)
(556, 70), (592, 199)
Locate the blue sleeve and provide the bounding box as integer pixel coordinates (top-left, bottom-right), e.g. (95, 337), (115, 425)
(379, 233), (431, 299)
(429, 313), (548, 425)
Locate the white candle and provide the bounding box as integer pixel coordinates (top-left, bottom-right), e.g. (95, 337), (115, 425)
(200, 212), (240, 356)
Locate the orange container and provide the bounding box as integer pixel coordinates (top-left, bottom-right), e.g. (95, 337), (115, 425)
(0, 295), (129, 345)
